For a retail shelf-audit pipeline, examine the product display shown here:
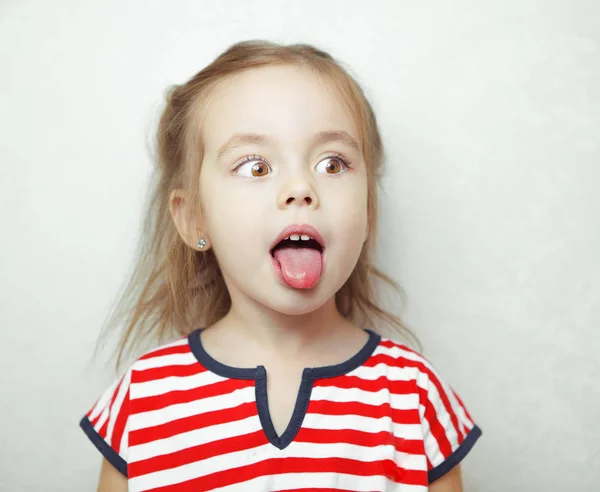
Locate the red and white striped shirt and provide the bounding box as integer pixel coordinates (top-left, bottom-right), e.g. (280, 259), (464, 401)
(80, 328), (481, 491)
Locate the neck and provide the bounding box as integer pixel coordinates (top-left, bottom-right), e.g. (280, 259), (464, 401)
(221, 295), (353, 355)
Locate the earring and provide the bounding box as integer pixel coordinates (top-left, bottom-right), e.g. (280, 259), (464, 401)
(197, 237), (207, 249)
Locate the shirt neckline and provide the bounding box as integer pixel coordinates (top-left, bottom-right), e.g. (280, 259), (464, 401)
(188, 327), (382, 450)
(188, 327), (382, 381)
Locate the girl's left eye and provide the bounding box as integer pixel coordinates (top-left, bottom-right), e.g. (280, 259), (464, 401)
(233, 153), (352, 178)
(315, 154), (352, 175)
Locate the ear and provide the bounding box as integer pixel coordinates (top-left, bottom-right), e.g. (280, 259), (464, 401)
(169, 188), (211, 251)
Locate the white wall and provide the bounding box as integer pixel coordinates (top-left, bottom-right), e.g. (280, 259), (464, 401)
(1, 1), (598, 490)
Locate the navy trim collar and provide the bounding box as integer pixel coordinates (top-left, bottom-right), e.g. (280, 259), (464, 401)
(188, 327), (381, 381)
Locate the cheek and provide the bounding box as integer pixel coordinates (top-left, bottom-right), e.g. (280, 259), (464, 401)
(203, 183), (266, 261)
(208, 201), (248, 247)
(329, 184), (369, 241)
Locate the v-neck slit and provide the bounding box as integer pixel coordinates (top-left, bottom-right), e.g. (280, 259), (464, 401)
(255, 366), (315, 449)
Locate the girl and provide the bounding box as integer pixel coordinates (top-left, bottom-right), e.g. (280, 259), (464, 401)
(80, 40), (482, 492)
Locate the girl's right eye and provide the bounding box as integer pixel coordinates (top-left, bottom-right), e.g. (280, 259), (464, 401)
(233, 155), (271, 178)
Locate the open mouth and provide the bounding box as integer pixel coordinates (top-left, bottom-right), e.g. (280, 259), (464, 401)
(270, 237), (324, 256)
(270, 236), (325, 289)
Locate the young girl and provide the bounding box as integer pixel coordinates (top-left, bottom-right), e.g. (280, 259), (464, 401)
(80, 40), (482, 492)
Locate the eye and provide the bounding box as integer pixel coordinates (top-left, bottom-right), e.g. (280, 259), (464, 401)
(233, 155), (271, 177)
(316, 153), (352, 175)
(232, 152), (352, 178)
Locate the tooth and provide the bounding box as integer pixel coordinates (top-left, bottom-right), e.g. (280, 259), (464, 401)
(284, 236), (290, 240)
(300, 235), (310, 241)
(290, 234), (300, 240)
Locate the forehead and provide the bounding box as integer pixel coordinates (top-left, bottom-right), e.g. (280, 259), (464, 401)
(199, 65), (359, 153)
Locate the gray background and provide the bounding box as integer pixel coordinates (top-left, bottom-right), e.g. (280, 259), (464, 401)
(1, 0), (598, 490)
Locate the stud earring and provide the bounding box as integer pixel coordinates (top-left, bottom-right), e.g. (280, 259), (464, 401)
(197, 237), (207, 249)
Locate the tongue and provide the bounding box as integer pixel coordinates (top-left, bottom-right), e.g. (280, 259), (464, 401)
(273, 247), (322, 289)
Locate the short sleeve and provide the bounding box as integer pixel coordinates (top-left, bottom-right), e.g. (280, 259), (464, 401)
(79, 368), (132, 477)
(416, 360), (482, 483)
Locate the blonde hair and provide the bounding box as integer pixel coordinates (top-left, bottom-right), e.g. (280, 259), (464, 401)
(98, 39), (419, 373)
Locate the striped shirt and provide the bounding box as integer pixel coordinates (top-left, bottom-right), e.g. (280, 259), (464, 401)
(80, 328), (482, 491)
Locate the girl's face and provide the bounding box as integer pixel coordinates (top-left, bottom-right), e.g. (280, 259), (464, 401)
(197, 64), (368, 316)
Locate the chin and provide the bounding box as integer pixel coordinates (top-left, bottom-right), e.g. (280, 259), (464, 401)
(261, 289), (332, 316)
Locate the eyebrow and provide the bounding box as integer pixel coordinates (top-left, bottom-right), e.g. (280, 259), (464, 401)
(216, 130), (361, 161)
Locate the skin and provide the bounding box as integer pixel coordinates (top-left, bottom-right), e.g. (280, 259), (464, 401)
(97, 64), (463, 491)
(97, 458), (126, 491)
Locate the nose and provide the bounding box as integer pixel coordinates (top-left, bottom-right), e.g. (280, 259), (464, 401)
(277, 174), (319, 210)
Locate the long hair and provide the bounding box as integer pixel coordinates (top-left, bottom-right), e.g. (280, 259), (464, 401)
(97, 39), (419, 373)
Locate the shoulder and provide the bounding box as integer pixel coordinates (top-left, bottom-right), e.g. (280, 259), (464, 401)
(371, 333), (437, 375)
(84, 333), (198, 414)
(372, 334), (482, 483)
(130, 332), (196, 371)
(369, 334), (461, 406)
(79, 331), (203, 477)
